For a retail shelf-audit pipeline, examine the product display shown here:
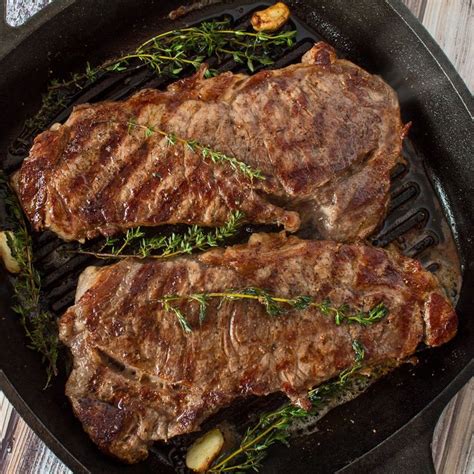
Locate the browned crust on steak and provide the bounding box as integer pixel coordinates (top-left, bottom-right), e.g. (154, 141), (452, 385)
(423, 292), (458, 346)
(15, 42), (403, 242)
(59, 233), (456, 462)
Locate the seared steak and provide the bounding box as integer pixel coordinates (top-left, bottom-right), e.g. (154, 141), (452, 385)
(14, 42), (403, 242)
(59, 233), (456, 463)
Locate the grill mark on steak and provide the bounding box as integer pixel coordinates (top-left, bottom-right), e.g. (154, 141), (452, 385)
(92, 139), (151, 216)
(125, 146), (184, 222)
(14, 42), (404, 242)
(59, 233), (457, 463)
(66, 121), (126, 196)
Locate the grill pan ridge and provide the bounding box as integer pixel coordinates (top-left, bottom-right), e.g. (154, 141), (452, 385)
(0, 1), (473, 473)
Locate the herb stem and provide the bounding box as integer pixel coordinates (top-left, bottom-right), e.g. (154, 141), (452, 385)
(75, 210), (244, 260)
(164, 292), (291, 303)
(115, 239), (132, 257)
(125, 121), (265, 181)
(211, 419), (285, 472)
(158, 289), (388, 332)
(134, 22), (230, 51)
(74, 249), (193, 260)
(135, 26), (294, 52)
(0, 173), (59, 386)
(117, 53), (200, 67)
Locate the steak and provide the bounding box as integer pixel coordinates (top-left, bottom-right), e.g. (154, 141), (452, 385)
(14, 42), (403, 242)
(59, 233), (456, 463)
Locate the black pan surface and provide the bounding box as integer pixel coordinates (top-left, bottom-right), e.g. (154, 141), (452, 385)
(0, 1), (473, 473)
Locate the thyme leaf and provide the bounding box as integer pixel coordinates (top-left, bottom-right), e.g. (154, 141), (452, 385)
(76, 210), (244, 260)
(208, 340), (368, 473)
(162, 299), (193, 334)
(0, 172), (59, 387)
(157, 288), (388, 332)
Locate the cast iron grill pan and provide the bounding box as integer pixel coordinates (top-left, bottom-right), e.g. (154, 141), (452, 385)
(0, 1), (472, 473)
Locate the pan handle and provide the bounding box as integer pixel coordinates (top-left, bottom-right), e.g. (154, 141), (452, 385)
(0, 0), (75, 60)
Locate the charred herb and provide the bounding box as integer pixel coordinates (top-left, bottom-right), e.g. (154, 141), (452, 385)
(208, 341), (367, 472)
(77, 210), (244, 260)
(157, 287), (388, 331)
(0, 173), (58, 386)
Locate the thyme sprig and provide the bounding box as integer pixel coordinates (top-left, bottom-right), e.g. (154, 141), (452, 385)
(209, 341), (366, 472)
(157, 287), (388, 332)
(110, 20), (296, 76)
(77, 210), (244, 260)
(16, 19), (296, 143)
(53, 20), (296, 86)
(126, 119), (265, 181)
(0, 173), (58, 386)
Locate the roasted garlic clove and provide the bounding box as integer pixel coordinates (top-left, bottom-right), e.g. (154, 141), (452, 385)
(185, 428), (225, 472)
(251, 2), (290, 32)
(0, 231), (20, 273)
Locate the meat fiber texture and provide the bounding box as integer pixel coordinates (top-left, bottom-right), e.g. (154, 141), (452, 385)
(59, 233), (456, 463)
(14, 42), (403, 242)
